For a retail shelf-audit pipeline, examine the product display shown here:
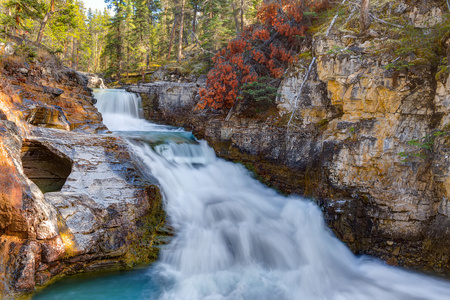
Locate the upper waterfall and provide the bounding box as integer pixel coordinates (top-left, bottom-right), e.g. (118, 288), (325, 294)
(94, 89), (177, 133)
(95, 88), (142, 118)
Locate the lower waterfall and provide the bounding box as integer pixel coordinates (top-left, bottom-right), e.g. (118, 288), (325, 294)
(34, 89), (450, 300)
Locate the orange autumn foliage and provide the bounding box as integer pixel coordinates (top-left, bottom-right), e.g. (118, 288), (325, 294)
(197, 0), (329, 110)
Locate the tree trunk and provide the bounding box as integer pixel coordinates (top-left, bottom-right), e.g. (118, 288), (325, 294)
(126, 45), (130, 79)
(177, 0), (186, 62)
(76, 47), (79, 71)
(232, 1), (240, 34)
(192, 2), (198, 35)
(360, 0), (371, 32)
(167, 14), (178, 60)
(37, 0), (55, 44)
(240, 0), (244, 33)
(37, 13), (53, 44)
(5, 7), (11, 39)
(64, 39), (68, 60)
(116, 20), (122, 80)
(159, 7), (168, 59)
(71, 38), (75, 68)
(93, 34), (98, 72)
(14, 4), (21, 37)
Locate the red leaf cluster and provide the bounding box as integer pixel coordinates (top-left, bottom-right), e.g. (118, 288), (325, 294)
(197, 0), (329, 110)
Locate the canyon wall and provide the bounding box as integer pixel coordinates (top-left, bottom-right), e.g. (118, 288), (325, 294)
(135, 1), (450, 275)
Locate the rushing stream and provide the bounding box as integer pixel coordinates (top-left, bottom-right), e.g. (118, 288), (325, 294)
(34, 89), (450, 300)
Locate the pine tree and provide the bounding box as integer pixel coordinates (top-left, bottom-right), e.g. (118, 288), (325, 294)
(36, 0), (55, 43)
(360, 0), (370, 32)
(104, 0), (126, 79)
(177, 0), (186, 62)
(132, 0), (151, 80)
(1, 0), (45, 36)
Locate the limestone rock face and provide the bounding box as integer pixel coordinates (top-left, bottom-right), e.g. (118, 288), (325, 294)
(194, 34), (450, 272)
(126, 81), (199, 120)
(276, 62), (337, 124)
(307, 35), (439, 239)
(0, 108), (165, 298)
(78, 72), (107, 89)
(0, 120), (61, 295)
(25, 106), (71, 131)
(1, 54), (106, 133)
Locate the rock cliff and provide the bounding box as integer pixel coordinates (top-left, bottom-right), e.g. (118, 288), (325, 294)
(133, 0), (450, 275)
(0, 49), (166, 298)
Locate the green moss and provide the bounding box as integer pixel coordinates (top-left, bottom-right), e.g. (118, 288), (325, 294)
(124, 186), (166, 267)
(316, 118), (329, 128)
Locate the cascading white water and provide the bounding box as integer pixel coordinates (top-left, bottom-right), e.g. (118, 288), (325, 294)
(95, 89), (142, 118)
(36, 89), (450, 299)
(133, 142), (450, 300)
(94, 89), (182, 133)
(99, 78), (107, 89)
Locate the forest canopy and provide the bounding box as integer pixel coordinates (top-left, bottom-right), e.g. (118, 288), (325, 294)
(0, 0), (267, 78)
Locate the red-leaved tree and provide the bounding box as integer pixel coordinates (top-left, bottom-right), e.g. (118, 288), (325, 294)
(197, 0), (329, 110)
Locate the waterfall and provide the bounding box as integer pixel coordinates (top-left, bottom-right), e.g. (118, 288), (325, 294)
(131, 140), (450, 300)
(37, 89), (450, 299)
(95, 88), (142, 119)
(94, 89), (177, 132)
(99, 78), (107, 89)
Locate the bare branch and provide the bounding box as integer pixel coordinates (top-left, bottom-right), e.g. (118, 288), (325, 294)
(189, 30), (219, 56)
(287, 57), (316, 132)
(326, 0), (348, 36)
(348, 1), (404, 28)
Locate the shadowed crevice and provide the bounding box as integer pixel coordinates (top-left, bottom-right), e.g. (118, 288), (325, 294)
(21, 140), (72, 193)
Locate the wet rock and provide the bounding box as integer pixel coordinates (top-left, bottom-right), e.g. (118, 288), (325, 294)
(0, 52), (165, 298)
(12, 241), (41, 293)
(4, 42), (15, 56)
(42, 86), (64, 96)
(29, 127), (165, 271)
(126, 81), (198, 119)
(78, 72), (107, 89)
(25, 105), (71, 131)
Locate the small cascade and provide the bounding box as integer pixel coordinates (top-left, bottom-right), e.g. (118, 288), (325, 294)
(154, 141), (215, 165)
(99, 78), (107, 89)
(94, 89), (175, 132)
(95, 89), (142, 118)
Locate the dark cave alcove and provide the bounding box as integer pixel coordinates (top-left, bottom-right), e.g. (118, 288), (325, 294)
(21, 140), (73, 193)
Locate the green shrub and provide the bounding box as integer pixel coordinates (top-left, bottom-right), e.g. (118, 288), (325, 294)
(241, 76), (279, 103)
